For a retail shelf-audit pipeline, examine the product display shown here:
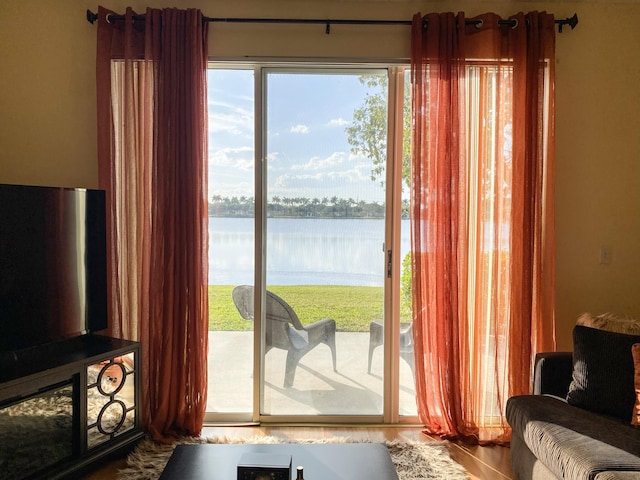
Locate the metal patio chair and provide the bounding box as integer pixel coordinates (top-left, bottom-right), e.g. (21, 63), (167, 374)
(232, 285), (337, 388)
(367, 320), (415, 376)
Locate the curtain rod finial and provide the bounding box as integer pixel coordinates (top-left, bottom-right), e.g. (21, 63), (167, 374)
(568, 13), (579, 30)
(87, 9), (98, 24)
(558, 13), (578, 33)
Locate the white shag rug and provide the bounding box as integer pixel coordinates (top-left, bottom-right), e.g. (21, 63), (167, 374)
(117, 435), (470, 479)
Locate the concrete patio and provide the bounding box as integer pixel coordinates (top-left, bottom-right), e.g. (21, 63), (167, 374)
(206, 331), (417, 417)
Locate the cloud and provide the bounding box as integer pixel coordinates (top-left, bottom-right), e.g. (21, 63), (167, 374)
(208, 99), (253, 136)
(209, 177), (253, 199)
(290, 124), (310, 134)
(208, 146), (254, 170)
(290, 152), (346, 171)
(272, 168), (369, 191)
(327, 117), (349, 127)
(270, 171), (374, 202)
(264, 151), (385, 203)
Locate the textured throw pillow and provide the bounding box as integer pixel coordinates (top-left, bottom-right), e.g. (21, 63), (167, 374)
(576, 312), (640, 335)
(632, 343), (640, 427)
(567, 325), (640, 422)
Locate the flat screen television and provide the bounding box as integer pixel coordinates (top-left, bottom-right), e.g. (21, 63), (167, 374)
(0, 183), (107, 353)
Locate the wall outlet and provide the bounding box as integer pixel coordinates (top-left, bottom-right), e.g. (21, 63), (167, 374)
(599, 246), (612, 264)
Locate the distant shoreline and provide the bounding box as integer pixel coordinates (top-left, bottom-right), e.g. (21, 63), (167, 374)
(208, 196), (409, 219)
(208, 214), (388, 219)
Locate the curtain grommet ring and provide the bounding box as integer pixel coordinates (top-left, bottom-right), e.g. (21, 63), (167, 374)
(511, 18), (519, 29)
(475, 19), (484, 29)
(105, 13), (113, 24)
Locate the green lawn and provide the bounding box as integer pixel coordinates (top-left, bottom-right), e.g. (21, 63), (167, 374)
(210, 285), (398, 332)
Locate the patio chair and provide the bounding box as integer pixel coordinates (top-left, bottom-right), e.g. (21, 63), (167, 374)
(367, 320), (414, 376)
(231, 285), (337, 388)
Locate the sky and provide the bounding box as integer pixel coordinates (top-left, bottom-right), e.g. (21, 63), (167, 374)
(207, 68), (389, 204)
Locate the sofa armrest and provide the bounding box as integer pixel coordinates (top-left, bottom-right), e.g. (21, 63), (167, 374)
(533, 352), (573, 397)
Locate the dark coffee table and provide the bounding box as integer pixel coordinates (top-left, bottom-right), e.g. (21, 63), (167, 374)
(159, 443), (399, 479)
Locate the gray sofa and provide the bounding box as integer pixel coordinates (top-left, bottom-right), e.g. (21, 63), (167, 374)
(507, 325), (640, 480)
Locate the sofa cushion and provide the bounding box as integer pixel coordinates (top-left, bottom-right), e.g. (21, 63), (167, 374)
(510, 433), (559, 480)
(507, 395), (640, 480)
(577, 312), (640, 335)
(595, 473), (640, 480)
(567, 325), (640, 422)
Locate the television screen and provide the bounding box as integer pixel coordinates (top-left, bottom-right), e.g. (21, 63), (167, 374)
(0, 184), (107, 352)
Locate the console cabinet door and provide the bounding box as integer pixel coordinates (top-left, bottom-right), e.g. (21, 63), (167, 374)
(86, 350), (137, 449)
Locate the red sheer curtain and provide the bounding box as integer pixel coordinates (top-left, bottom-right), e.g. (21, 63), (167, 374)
(410, 11), (556, 444)
(96, 6), (209, 442)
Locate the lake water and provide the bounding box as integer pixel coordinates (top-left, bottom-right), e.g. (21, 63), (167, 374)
(209, 217), (411, 286)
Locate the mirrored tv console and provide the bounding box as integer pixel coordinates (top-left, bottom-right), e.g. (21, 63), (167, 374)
(0, 335), (144, 480)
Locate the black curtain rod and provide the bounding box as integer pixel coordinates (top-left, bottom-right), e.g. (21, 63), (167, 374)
(86, 10), (579, 34)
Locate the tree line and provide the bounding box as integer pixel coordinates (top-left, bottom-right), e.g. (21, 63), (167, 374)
(209, 195), (410, 219)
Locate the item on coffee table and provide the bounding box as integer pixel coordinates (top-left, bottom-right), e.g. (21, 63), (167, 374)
(236, 452), (291, 480)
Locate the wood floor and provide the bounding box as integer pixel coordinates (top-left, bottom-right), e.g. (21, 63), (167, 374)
(82, 425), (514, 480)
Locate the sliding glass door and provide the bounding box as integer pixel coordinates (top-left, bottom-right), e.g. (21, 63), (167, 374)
(206, 65), (416, 422)
(263, 70), (387, 416)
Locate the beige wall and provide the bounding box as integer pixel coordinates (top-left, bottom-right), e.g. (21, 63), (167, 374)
(1, 1), (638, 350)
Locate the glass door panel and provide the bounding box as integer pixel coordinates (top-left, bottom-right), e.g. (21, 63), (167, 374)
(263, 70), (387, 416)
(399, 68), (417, 417)
(206, 68), (255, 416)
